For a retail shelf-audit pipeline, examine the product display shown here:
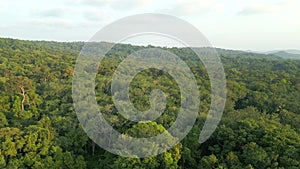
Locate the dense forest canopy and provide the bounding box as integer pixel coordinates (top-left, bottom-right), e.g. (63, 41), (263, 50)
(0, 37), (299, 169)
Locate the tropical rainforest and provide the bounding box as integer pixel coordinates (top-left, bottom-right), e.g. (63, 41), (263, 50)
(0, 37), (299, 169)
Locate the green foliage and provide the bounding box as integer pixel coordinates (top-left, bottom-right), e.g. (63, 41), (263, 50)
(0, 38), (299, 168)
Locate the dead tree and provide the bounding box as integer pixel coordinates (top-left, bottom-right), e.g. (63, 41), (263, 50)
(18, 85), (27, 111)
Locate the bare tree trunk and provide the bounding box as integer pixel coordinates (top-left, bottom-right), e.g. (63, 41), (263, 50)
(19, 86), (26, 111)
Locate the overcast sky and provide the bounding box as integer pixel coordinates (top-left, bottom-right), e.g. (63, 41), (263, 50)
(0, 0), (299, 51)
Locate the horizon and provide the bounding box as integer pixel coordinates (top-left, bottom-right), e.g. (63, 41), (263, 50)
(0, 36), (299, 53)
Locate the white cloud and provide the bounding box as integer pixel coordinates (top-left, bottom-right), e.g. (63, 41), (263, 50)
(29, 18), (73, 27)
(32, 8), (66, 17)
(81, 0), (153, 9)
(83, 0), (116, 6)
(83, 9), (115, 22)
(159, 0), (215, 16)
(0, 0), (299, 50)
(238, 0), (300, 16)
(238, 5), (279, 15)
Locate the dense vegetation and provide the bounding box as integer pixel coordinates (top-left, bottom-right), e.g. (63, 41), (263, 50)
(0, 37), (299, 169)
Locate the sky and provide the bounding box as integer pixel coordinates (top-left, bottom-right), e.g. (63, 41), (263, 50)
(0, 0), (299, 51)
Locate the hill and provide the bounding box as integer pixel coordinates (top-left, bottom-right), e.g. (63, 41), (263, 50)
(271, 51), (300, 59)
